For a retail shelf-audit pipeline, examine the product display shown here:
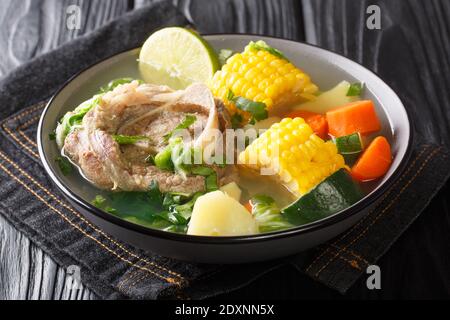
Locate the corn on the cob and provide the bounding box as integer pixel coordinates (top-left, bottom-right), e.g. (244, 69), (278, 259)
(210, 41), (318, 118)
(238, 117), (346, 196)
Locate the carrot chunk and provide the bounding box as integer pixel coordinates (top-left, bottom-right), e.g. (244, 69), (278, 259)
(244, 201), (253, 213)
(326, 100), (381, 137)
(351, 136), (392, 181)
(286, 110), (328, 139)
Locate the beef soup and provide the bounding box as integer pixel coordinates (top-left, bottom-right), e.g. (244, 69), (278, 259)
(50, 30), (396, 237)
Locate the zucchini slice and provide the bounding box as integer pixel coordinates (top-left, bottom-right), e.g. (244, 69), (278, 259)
(282, 169), (364, 225)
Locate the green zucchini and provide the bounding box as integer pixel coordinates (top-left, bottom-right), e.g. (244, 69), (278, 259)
(334, 132), (363, 166)
(282, 169), (364, 225)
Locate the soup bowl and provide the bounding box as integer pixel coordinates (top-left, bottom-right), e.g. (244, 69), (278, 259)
(37, 34), (411, 263)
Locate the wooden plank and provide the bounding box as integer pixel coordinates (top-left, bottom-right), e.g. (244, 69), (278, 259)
(303, 0), (450, 144)
(0, 0), (131, 300)
(0, 0), (130, 77)
(136, 0), (304, 40)
(300, 0), (450, 298)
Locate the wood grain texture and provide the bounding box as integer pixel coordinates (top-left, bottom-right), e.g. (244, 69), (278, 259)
(302, 0), (450, 298)
(0, 0), (130, 77)
(135, 0), (304, 39)
(217, 0), (450, 299)
(0, 0), (131, 300)
(0, 0), (448, 300)
(0, 0), (303, 300)
(303, 0), (450, 145)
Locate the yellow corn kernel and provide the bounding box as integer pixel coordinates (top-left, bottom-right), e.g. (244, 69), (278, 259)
(238, 118), (346, 196)
(209, 41), (318, 120)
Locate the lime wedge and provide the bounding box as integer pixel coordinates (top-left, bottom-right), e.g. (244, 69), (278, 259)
(139, 27), (219, 89)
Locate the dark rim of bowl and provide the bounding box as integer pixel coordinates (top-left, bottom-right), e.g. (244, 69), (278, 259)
(37, 33), (413, 244)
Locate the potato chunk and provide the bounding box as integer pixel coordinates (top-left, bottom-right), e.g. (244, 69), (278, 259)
(293, 81), (358, 114)
(219, 182), (242, 202)
(187, 191), (258, 236)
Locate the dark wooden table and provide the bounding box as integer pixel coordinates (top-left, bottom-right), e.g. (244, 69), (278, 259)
(0, 0), (449, 300)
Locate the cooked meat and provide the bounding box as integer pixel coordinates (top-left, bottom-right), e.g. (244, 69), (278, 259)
(63, 81), (230, 193)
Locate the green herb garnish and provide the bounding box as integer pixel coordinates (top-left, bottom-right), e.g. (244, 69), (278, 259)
(148, 180), (165, 205)
(205, 173), (218, 192)
(91, 181), (203, 233)
(49, 132), (56, 141)
(218, 49), (234, 66)
(163, 115), (197, 142)
(250, 195), (293, 233)
(154, 138), (218, 191)
(145, 154), (156, 165)
(55, 78), (141, 148)
(155, 211), (187, 226)
(112, 135), (148, 145)
(55, 95), (101, 148)
(155, 137), (197, 179)
(248, 40), (289, 61)
(154, 144), (175, 171)
(227, 90), (268, 123)
(231, 113), (243, 129)
(55, 156), (73, 176)
(92, 195), (106, 208)
(169, 192), (203, 220)
(67, 96), (101, 129)
(190, 166), (216, 176)
(91, 195), (117, 213)
(163, 192), (190, 208)
(346, 82), (364, 96)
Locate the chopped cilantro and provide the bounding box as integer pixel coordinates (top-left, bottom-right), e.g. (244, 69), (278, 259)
(55, 156), (73, 176)
(248, 40), (289, 61)
(112, 135), (148, 145)
(163, 115), (197, 142)
(227, 90), (268, 123)
(347, 82), (364, 96)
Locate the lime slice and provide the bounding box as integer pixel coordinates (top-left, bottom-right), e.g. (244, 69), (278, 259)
(139, 27), (219, 90)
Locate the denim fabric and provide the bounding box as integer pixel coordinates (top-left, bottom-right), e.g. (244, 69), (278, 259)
(0, 1), (449, 299)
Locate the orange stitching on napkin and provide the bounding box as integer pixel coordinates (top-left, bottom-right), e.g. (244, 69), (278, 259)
(328, 245), (366, 271)
(118, 270), (142, 292)
(0, 151), (186, 285)
(314, 147), (441, 278)
(119, 257), (189, 293)
(120, 260), (191, 297)
(17, 115), (40, 147)
(2, 124), (40, 159)
(323, 245), (365, 271)
(330, 244), (369, 265)
(1, 105), (43, 155)
(338, 256), (362, 271)
(305, 145), (431, 274)
(6, 103), (45, 123)
(0, 159), (180, 286)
